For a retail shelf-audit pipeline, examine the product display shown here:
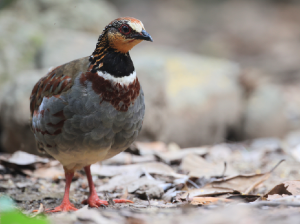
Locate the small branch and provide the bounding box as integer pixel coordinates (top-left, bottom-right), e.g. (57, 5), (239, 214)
(146, 193), (151, 207)
(221, 162), (227, 177)
(105, 192), (115, 206)
(269, 159), (285, 173)
(187, 179), (200, 189)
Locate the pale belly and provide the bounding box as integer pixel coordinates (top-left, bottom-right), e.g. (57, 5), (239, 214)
(47, 145), (125, 171)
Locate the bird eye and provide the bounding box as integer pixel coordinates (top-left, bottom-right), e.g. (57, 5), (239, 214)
(120, 24), (130, 35)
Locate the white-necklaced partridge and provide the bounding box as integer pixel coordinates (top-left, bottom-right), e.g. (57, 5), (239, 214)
(30, 17), (152, 212)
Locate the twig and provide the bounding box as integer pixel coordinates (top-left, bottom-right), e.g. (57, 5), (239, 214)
(146, 193), (151, 207)
(186, 193), (190, 202)
(221, 162), (227, 177)
(31, 203), (45, 217)
(269, 159), (285, 173)
(244, 173), (271, 195)
(187, 179), (200, 189)
(105, 192), (115, 206)
(244, 160), (285, 194)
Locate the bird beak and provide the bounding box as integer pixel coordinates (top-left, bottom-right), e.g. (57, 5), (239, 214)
(133, 30), (153, 42)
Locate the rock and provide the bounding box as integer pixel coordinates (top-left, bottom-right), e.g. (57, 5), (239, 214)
(285, 131), (300, 149)
(131, 46), (243, 146)
(0, 12), (44, 88)
(0, 69), (46, 155)
(243, 84), (288, 139)
(0, 0), (118, 87)
(41, 30), (97, 69)
(250, 138), (282, 152)
(6, 0), (118, 33)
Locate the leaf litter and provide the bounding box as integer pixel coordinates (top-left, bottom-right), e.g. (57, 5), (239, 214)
(2, 138), (300, 223)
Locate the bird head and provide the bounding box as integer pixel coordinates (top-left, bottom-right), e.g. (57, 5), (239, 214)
(104, 17), (153, 53)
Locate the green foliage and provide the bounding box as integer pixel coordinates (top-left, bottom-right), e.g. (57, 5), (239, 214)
(0, 196), (49, 224)
(0, 211), (49, 224)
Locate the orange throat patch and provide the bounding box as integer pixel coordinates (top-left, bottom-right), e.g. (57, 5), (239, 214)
(108, 32), (142, 53)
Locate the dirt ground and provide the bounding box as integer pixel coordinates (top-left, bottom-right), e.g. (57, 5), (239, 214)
(2, 137), (300, 223)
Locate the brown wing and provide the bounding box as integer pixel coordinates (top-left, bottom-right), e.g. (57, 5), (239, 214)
(30, 57), (91, 118)
(30, 66), (72, 117)
(30, 57), (91, 153)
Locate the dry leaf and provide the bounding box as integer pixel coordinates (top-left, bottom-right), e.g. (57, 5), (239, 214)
(91, 162), (185, 178)
(209, 160), (285, 194)
(265, 195), (300, 203)
(102, 152), (156, 165)
(208, 144), (232, 163)
(181, 187), (235, 199)
(0, 151), (49, 174)
(266, 194), (288, 200)
(134, 141), (168, 154)
(180, 154), (237, 178)
(290, 145), (300, 163)
(209, 173), (266, 194)
(264, 180), (300, 199)
(32, 167), (64, 180)
(190, 197), (233, 205)
(31, 203), (45, 217)
(157, 147), (208, 164)
(8, 151), (49, 165)
(98, 175), (164, 194)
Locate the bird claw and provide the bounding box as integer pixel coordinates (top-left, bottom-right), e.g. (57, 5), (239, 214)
(81, 197), (108, 207)
(113, 199), (134, 204)
(33, 203), (78, 213)
(82, 196), (133, 208)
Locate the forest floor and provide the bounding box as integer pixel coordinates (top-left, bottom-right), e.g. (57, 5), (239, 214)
(1, 138), (300, 224)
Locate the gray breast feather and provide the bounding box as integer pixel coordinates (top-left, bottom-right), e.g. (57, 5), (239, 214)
(32, 75), (145, 162)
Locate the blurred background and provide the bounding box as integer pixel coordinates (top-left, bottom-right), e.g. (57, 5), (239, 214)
(1, 0), (300, 155)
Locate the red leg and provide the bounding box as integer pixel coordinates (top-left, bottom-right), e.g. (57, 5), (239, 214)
(37, 168), (78, 213)
(81, 165), (133, 207)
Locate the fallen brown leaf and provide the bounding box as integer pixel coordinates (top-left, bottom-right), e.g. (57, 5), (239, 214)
(31, 203), (45, 217)
(264, 180), (300, 200)
(181, 187), (235, 199)
(190, 197), (233, 205)
(102, 152), (156, 165)
(0, 151), (50, 175)
(157, 147), (208, 164)
(210, 160), (284, 194)
(210, 173), (267, 194)
(32, 167), (64, 180)
(8, 151), (49, 165)
(91, 162), (185, 178)
(134, 141), (168, 154)
(180, 154), (237, 178)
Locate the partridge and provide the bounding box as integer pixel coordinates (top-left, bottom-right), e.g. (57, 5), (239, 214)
(30, 17), (152, 212)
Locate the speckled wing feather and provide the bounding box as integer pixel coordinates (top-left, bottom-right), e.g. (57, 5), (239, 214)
(30, 57), (91, 152)
(30, 57), (90, 117)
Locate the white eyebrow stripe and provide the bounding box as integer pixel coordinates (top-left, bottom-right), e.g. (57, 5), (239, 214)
(129, 21), (144, 33)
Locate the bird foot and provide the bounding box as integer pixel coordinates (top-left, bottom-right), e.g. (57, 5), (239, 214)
(82, 194), (133, 208)
(33, 202), (78, 213)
